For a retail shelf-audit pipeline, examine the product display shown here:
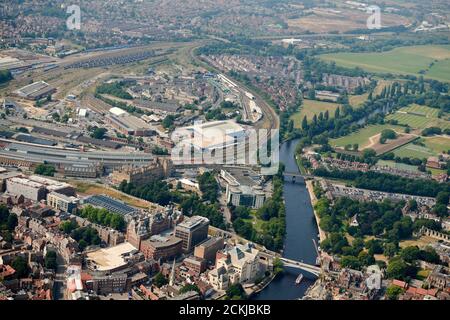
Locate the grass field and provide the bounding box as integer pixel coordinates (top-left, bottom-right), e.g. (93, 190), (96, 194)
(291, 99), (340, 127)
(330, 124), (403, 149)
(386, 104), (450, 130)
(242, 211), (265, 233)
(423, 136), (450, 154)
(393, 136), (450, 158)
(376, 160), (420, 172)
(348, 93), (369, 108)
(393, 142), (437, 159)
(319, 45), (450, 82)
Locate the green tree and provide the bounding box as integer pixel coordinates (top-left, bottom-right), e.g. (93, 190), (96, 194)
(301, 116), (308, 131)
(226, 283), (247, 300)
(34, 164), (56, 177)
(90, 127), (107, 139)
(11, 256), (29, 278)
(400, 246), (420, 263)
(386, 257), (416, 280)
(44, 251), (58, 270)
(383, 243), (398, 258)
(153, 272), (168, 288)
(386, 285), (404, 300)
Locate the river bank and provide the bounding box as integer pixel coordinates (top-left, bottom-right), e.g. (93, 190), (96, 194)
(305, 179), (327, 242)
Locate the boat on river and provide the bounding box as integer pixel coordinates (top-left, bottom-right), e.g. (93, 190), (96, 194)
(295, 274), (304, 285)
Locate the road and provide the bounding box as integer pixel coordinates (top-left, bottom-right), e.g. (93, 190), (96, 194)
(53, 254), (67, 300)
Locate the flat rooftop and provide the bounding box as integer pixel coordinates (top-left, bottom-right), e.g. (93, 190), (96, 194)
(177, 120), (245, 150)
(177, 215), (209, 230)
(221, 167), (261, 187)
(86, 242), (137, 272)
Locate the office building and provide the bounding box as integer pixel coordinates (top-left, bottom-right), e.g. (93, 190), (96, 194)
(175, 216), (209, 253)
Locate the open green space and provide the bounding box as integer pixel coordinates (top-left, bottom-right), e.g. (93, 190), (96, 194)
(330, 124), (403, 149)
(319, 45), (450, 82)
(392, 136), (450, 159)
(290, 99), (340, 127)
(423, 136), (450, 154)
(376, 160), (420, 172)
(242, 210), (266, 233)
(393, 142), (437, 159)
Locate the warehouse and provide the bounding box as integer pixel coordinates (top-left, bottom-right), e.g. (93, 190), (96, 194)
(106, 108), (154, 136)
(15, 134), (57, 146)
(15, 81), (56, 100)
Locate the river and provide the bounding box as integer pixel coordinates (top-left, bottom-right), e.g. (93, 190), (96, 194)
(253, 138), (319, 300)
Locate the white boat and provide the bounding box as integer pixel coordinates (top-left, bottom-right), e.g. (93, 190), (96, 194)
(295, 274), (304, 285)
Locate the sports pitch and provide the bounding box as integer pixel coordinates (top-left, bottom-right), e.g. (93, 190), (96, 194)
(386, 104), (450, 130)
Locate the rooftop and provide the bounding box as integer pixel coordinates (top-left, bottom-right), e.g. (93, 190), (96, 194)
(83, 194), (138, 216)
(177, 215), (209, 230)
(86, 242), (137, 272)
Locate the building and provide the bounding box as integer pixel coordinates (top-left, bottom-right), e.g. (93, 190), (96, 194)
(175, 216), (209, 253)
(14, 81), (56, 100)
(88, 273), (129, 295)
(85, 242), (140, 274)
(126, 210), (175, 248)
(314, 90), (340, 102)
(62, 164), (101, 178)
(322, 73), (370, 92)
(0, 169), (22, 192)
(46, 192), (79, 213)
(82, 195), (139, 216)
(208, 243), (265, 291)
(183, 256), (207, 276)
(427, 157), (441, 169)
(220, 168), (266, 209)
(111, 158), (172, 185)
(139, 235), (182, 261)
(72, 215), (125, 247)
(194, 237), (224, 263)
(6, 176), (47, 201)
(178, 178), (200, 194)
(172, 120), (246, 163)
(105, 108), (154, 136)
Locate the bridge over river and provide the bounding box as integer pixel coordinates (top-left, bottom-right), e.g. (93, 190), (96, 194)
(279, 257), (321, 277)
(283, 171), (314, 182)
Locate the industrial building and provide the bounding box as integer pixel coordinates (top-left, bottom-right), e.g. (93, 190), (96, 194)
(62, 164), (102, 178)
(5, 175), (75, 202)
(174, 215), (209, 253)
(172, 120), (246, 163)
(14, 81), (56, 100)
(105, 107), (155, 136)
